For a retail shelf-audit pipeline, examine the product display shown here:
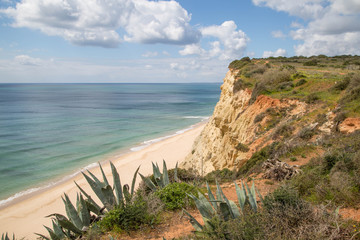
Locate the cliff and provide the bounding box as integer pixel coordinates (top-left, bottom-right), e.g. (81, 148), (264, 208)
(181, 56), (360, 175)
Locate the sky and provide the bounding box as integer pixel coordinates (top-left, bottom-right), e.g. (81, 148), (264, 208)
(0, 0), (359, 83)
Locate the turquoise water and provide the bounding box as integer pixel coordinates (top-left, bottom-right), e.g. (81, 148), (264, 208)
(0, 83), (220, 205)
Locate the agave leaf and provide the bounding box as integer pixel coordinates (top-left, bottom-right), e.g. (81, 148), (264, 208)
(255, 187), (264, 205)
(56, 217), (82, 235)
(44, 225), (61, 240)
(102, 184), (116, 209)
(63, 193), (84, 230)
(162, 160), (170, 186)
(219, 202), (231, 221)
(206, 182), (217, 211)
(98, 162), (109, 186)
(183, 209), (203, 231)
(130, 165), (141, 197)
(78, 194), (91, 226)
(74, 181), (102, 213)
(139, 173), (157, 191)
(123, 184), (131, 204)
(245, 181), (257, 212)
(235, 182), (246, 211)
(216, 181), (237, 219)
(174, 162), (179, 182)
(215, 181), (223, 202)
(52, 220), (65, 239)
(82, 172), (108, 208)
(188, 193), (213, 220)
(35, 233), (50, 240)
(152, 162), (164, 188)
(228, 200), (241, 218)
(110, 161), (123, 207)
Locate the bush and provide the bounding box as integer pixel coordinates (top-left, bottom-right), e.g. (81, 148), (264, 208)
(155, 182), (198, 210)
(272, 123), (294, 139)
(298, 127), (315, 140)
(204, 168), (236, 184)
(295, 78), (307, 87)
(99, 197), (155, 232)
(303, 59), (318, 66)
(254, 112), (266, 123)
(228, 57), (251, 70)
(305, 93), (319, 104)
(235, 142), (250, 152)
(331, 77), (350, 92)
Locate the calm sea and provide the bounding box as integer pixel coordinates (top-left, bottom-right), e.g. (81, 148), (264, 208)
(0, 83), (220, 205)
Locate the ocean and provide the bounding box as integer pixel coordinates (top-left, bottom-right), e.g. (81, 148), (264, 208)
(0, 83), (221, 206)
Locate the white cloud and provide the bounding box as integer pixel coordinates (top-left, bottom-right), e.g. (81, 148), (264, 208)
(179, 21), (249, 60)
(14, 55), (42, 66)
(252, 0), (326, 19)
(254, 0), (360, 56)
(262, 48), (287, 58)
(142, 51), (158, 58)
(271, 30), (286, 38)
(1, 0), (200, 47)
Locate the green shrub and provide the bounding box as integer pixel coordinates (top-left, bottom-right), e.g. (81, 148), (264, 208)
(204, 168), (236, 183)
(237, 144), (274, 176)
(303, 59), (318, 66)
(155, 182), (198, 210)
(272, 123), (294, 139)
(99, 197), (155, 232)
(305, 93), (319, 104)
(295, 78), (307, 87)
(298, 127), (315, 140)
(331, 77), (350, 92)
(235, 143), (250, 152)
(254, 112), (266, 123)
(228, 57), (251, 70)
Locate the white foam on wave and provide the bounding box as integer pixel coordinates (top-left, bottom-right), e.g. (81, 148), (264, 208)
(183, 116), (209, 121)
(0, 162), (100, 207)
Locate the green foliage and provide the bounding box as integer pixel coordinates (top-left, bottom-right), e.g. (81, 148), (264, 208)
(139, 160), (175, 191)
(331, 77), (350, 92)
(228, 57), (251, 70)
(235, 143), (249, 152)
(155, 182), (199, 210)
(237, 143), (277, 176)
(99, 197), (154, 232)
(290, 131), (360, 206)
(272, 123), (294, 139)
(295, 78), (307, 87)
(297, 127), (315, 140)
(303, 59), (318, 66)
(253, 112), (266, 123)
(184, 180), (261, 233)
(204, 168), (236, 184)
(233, 79), (252, 93)
(168, 168), (201, 184)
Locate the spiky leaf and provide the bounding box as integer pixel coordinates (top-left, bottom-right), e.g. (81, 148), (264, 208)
(188, 192), (213, 220)
(139, 173), (157, 191)
(74, 181), (102, 214)
(245, 181), (257, 212)
(174, 162), (179, 182)
(78, 194), (91, 226)
(99, 162), (109, 186)
(110, 161), (123, 207)
(206, 182), (217, 211)
(63, 194), (84, 230)
(162, 160), (170, 186)
(130, 166), (141, 197)
(235, 182), (246, 211)
(183, 209), (203, 231)
(52, 220), (65, 239)
(82, 172), (107, 208)
(44, 225), (61, 240)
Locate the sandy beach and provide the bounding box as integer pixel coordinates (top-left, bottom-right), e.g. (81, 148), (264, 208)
(0, 123), (205, 239)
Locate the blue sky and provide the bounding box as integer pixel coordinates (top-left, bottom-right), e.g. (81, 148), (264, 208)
(0, 0), (359, 83)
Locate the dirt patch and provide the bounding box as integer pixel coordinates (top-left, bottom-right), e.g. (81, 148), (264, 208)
(339, 118), (360, 134)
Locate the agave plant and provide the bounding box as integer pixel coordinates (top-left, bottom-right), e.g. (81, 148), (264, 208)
(39, 161), (140, 239)
(78, 162), (140, 211)
(1, 233), (15, 240)
(139, 160), (178, 191)
(184, 180), (263, 231)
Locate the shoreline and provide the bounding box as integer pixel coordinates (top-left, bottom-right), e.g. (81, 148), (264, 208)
(0, 118), (208, 209)
(0, 121), (206, 239)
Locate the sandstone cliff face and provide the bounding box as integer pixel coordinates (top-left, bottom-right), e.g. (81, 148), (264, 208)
(180, 70), (307, 175)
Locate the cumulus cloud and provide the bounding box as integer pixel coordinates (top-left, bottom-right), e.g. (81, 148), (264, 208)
(14, 55), (42, 66)
(262, 48), (287, 58)
(254, 0), (360, 56)
(271, 30), (286, 38)
(1, 0), (200, 47)
(179, 21), (249, 60)
(142, 51), (158, 58)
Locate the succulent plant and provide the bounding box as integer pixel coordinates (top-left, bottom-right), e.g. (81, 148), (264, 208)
(139, 160), (178, 191)
(184, 180), (263, 231)
(39, 161), (140, 239)
(1, 233), (15, 240)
